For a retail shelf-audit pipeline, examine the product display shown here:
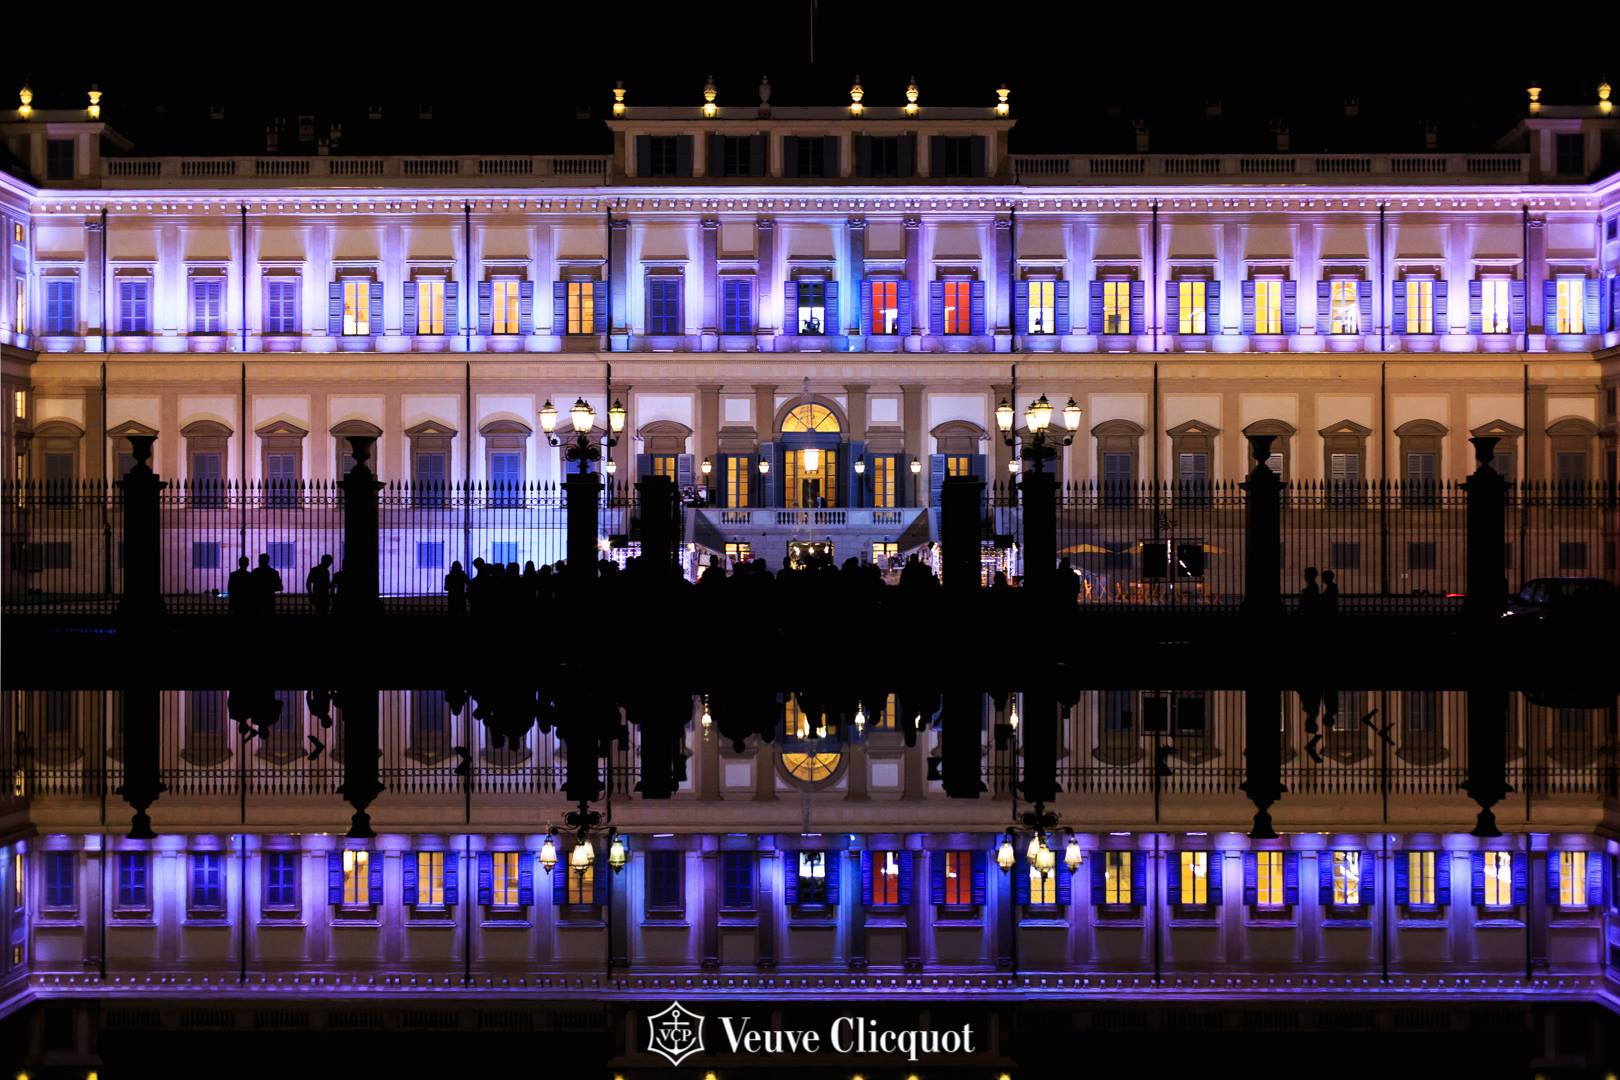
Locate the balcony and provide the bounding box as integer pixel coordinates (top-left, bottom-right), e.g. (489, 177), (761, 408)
(690, 506), (930, 567)
(1006, 152), (1532, 185)
(98, 154), (613, 189)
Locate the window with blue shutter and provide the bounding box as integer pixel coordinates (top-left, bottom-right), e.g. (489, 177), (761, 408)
(1128, 280), (1145, 335)
(266, 278), (298, 335)
(327, 852), (344, 905)
(1170, 851), (1221, 908)
(517, 280), (534, 335)
(517, 852), (535, 907)
(191, 278), (224, 334)
(191, 852), (224, 910)
(722, 278), (753, 334)
(45, 279), (76, 335)
(476, 281), (494, 335)
(1549, 850), (1601, 908)
(477, 852), (494, 906)
(329, 281), (346, 335)
(44, 851), (75, 907)
(647, 276), (682, 335)
(721, 851), (754, 909)
(1318, 850), (1371, 908)
(117, 853), (149, 910)
(789, 279), (832, 335)
(969, 280), (987, 335)
(116, 279), (150, 334)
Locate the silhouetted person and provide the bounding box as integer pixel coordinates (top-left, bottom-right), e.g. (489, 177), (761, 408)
(1298, 566), (1321, 616)
(306, 554), (334, 616)
(445, 560), (468, 616)
(250, 554), (283, 616)
(1297, 567), (1324, 740)
(1320, 569), (1340, 615)
(1057, 557), (1080, 605)
(468, 558), (488, 614)
(227, 557), (252, 616)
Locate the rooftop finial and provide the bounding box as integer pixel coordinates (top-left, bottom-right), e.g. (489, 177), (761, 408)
(904, 76), (920, 117)
(612, 81), (626, 118)
(995, 85), (1010, 118)
(87, 85), (102, 120)
(702, 75), (717, 118)
(758, 75), (771, 117)
(18, 83), (32, 120)
(849, 76), (864, 117)
(1600, 78), (1613, 115)
(1527, 81), (1542, 114)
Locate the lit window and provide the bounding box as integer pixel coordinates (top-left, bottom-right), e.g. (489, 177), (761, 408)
(1028, 863), (1056, 905)
(1558, 850), (1587, 907)
(1555, 276), (1586, 334)
(724, 456), (750, 508)
(13, 852), (25, 911)
(1254, 277), (1283, 335)
(1179, 851), (1209, 905)
(1329, 279), (1360, 334)
(943, 279), (972, 334)
(796, 280), (827, 335)
(567, 280), (596, 335)
(1102, 279), (1131, 335)
(869, 279), (899, 334)
(12, 390), (23, 419)
(724, 541), (752, 563)
(871, 541), (898, 563)
(1027, 279), (1056, 335)
(1177, 280), (1206, 334)
(650, 455), (677, 480)
(1256, 850), (1285, 907)
(491, 278), (521, 335)
(566, 861), (595, 905)
(944, 455), (973, 478)
(1404, 277), (1434, 334)
(14, 277), (25, 335)
(942, 851), (974, 906)
(1332, 850), (1362, 906)
(1482, 851), (1512, 908)
(11, 222), (20, 244)
(490, 851), (520, 907)
(869, 455), (896, 509)
(796, 851), (827, 905)
(341, 280), (370, 336)
(1104, 850), (1132, 904)
(1481, 276), (1511, 334)
(871, 850), (900, 905)
(1406, 851), (1436, 907)
(416, 851), (444, 907)
(342, 849), (370, 906)
(415, 279), (444, 335)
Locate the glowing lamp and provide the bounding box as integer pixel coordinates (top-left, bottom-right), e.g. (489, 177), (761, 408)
(539, 835), (558, 873)
(1601, 81), (1613, 115)
(1527, 83), (1542, 114)
(853, 457), (865, 475)
(87, 87), (102, 120)
(604, 459), (617, 475)
(1063, 396), (1082, 432)
(702, 75), (718, 118)
(758, 458), (771, 475)
(1026, 393), (1053, 434)
(612, 82), (626, 118)
(802, 447), (821, 473)
(608, 832), (627, 873)
(909, 458), (922, 475)
(18, 85), (33, 119)
(995, 86), (1011, 118)
(1065, 836), (1083, 872)
(570, 839), (594, 869)
(1008, 705), (1019, 730)
(853, 705), (866, 732)
(904, 77), (920, 117)
(539, 400), (558, 435)
(569, 397), (594, 434)
(1025, 832), (1043, 863)
(849, 76), (864, 116)
(608, 398), (627, 434)
(700, 456), (713, 476)
(701, 702), (713, 730)
(1036, 843), (1056, 877)
(1008, 459), (1019, 474)
(996, 834), (1016, 872)
(995, 397), (1015, 432)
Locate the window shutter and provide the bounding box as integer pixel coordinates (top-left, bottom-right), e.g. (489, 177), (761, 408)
(1543, 278), (1560, 331)
(1316, 280), (1331, 332)
(823, 280), (839, 335)
(593, 282), (608, 334)
(676, 454), (694, 488)
(1434, 851), (1450, 906)
(860, 279), (873, 335)
(824, 850), (841, 904)
(518, 280), (534, 335)
(1131, 851), (1147, 901)
(970, 280), (986, 335)
(1584, 277), (1600, 332)
(929, 454), (946, 517)
(783, 136), (799, 178)
(477, 852), (493, 906)
(635, 453), (652, 479)
(1206, 280), (1221, 333)
(368, 281), (383, 335)
(1128, 280), (1145, 335)
(971, 852), (987, 905)
(1357, 281), (1372, 332)
(822, 136), (839, 178)
(1359, 851), (1374, 906)
(1241, 280), (1256, 335)
(898, 280), (913, 335)
(1282, 280), (1298, 334)
(518, 853), (534, 906)
(1054, 279), (1071, 335)
(1242, 852), (1258, 906)
(403, 853), (419, 906)
(1468, 280), (1484, 333)
(327, 282), (343, 335)
(843, 440), (864, 508)
(930, 851), (947, 904)
(1088, 281), (1107, 334)
(1167, 854), (1182, 906)
(327, 852), (342, 905)
(929, 282), (946, 334)
(368, 853), (383, 901)
(552, 281), (567, 333)
(969, 136), (987, 178)
(402, 281), (417, 336)
(1392, 280), (1407, 331)
(477, 282), (493, 335)
(898, 134), (915, 177)
(1163, 281), (1178, 333)
(707, 134), (723, 177)
(1470, 852), (1485, 906)
(634, 135), (651, 177)
(750, 134), (766, 177)
(1433, 279), (1448, 331)
(856, 135), (872, 177)
(1509, 280), (1526, 333)
(552, 860), (567, 905)
(675, 136), (694, 177)
(1015, 859), (1031, 905)
(930, 136), (946, 175)
(1318, 852), (1334, 905)
(444, 852), (459, 906)
(1510, 852), (1527, 906)
(1090, 855), (1105, 902)
(783, 853), (798, 906)
(899, 851), (914, 906)
(1055, 863), (1072, 905)
(1587, 852), (1603, 906)
(783, 280), (798, 335)
(1394, 851), (1410, 905)
(444, 281), (458, 335)
(860, 851), (874, 907)
(1209, 852), (1224, 905)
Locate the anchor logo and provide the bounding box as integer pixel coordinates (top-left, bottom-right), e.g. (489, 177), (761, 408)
(646, 1001), (706, 1066)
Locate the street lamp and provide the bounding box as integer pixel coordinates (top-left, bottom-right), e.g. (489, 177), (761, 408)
(540, 397), (622, 474)
(909, 456), (922, 504)
(540, 799), (630, 878)
(997, 394), (1081, 474)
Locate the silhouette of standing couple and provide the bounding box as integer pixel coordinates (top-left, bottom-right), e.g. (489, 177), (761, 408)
(1296, 566), (1339, 764)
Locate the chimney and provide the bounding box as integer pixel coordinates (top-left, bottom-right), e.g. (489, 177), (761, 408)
(1271, 121), (1290, 153)
(264, 125), (278, 153)
(1424, 122), (1438, 150)
(1134, 120), (1149, 153)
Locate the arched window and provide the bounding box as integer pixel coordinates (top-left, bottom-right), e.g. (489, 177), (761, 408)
(1395, 419), (1447, 508)
(1092, 419), (1144, 507)
(1241, 419), (1295, 483)
(780, 403), (841, 433)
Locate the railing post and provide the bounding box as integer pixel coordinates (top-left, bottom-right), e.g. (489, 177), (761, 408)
(1463, 436), (1507, 619)
(1461, 686), (1510, 837)
(1240, 688), (1285, 839)
(114, 686), (166, 839)
(564, 470), (603, 582)
(1241, 435), (1282, 617)
(635, 473), (677, 575)
(117, 434), (166, 620)
(940, 473), (986, 591)
(1018, 469), (1056, 591)
(338, 435), (382, 617)
(337, 686), (383, 839)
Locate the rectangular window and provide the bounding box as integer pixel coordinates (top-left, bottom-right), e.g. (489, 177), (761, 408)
(342, 849), (370, 907)
(45, 852), (74, 908)
(191, 852), (224, 911)
(871, 540), (898, 563)
(414, 852), (445, 907)
(792, 137), (826, 178)
(647, 850), (682, 911)
(415, 278), (445, 335)
(1028, 864), (1057, 906)
(1555, 276), (1586, 334)
(45, 279), (75, 334)
(1254, 277), (1284, 335)
(1179, 851), (1210, 906)
(116, 279), (150, 333)
(265, 279), (298, 335)
(868, 279), (899, 335)
(1407, 851), (1437, 907)
(490, 278), (521, 335)
(490, 541), (519, 566)
(722, 851), (754, 909)
(1482, 851), (1512, 909)
(341, 280), (370, 336)
(944, 455), (974, 478)
(647, 277), (681, 335)
(415, 541), (444, 570)
(866, 137), (902, 178)
(943, 280), (972, 334)
(933, 136), (978, 176)
(869, 455), (896, 509)
(795, 280), (826, 335)
(13, 852), (25, 911)
(942, 851), (974, 906)
(46, 138), (75, 180)
(1103, 850), (1132, 905)
(566, 862), (595, 905)
(724, 541), (752, 563)
(720, 136), (754, 177)
(191, 541), (220, 570)
(1555, 132), (1584, 175)
(566, 280), (596, 335)
(796, 851), (828, 906)
(1332, 851), (1362, 906)
(650, 454), (677, 481)
(1102, 279), (1131, 335)
(724, 456), (750, 508)
(1028, 279), (1056, 335)
(13, 277), (24, 335)
(117, 854), (150, 913)
(193, 278), (224, 334)
(1559, 851), (1588, 907)
(1481, 276), (1511, 334)
(1255, 850), (1285, 908)
(1330, 279), (1360, 334)
(266, 852), (299, 910)
(646, 136), (679, 177)
(489, 452), (523, 506)
(1178, 280), (1207, 335)
(489, 851), (520, 907)
(1404, 277), (1434, 334)
(870, 851), (901, 906)
(721, 278), (752, 334)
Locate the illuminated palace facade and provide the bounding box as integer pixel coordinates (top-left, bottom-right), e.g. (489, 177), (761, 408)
(2, 82), (1620, 1072)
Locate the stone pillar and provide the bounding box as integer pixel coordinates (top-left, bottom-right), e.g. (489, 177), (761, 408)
(84, 388), (106, 480)
(700, 842), (720, 967)
(86, 216), (105, 348)
(117, 435), (165, 620)
(699, 218), (719, 350)
(636, 473), (677, 573)
(755, 842), (777, 968)
(564, 470), (602, 582)
(1020, 469), (1056, 590)
(941, 474), (985, 592)
(1463, 436), (1508, 619)
(755, 218), (776, 347)
(1241, 435), (1283, 617)
(846, 848), (867, 970)
(901, 384), (926, 503)
(994, 216), (1013, 349)
(609, 218), (630, 348)
(847, 218), (866, 345)
(844, 384), (869, 441)
(338, 436), (382, 616)
(904, 218), (924, 350)
(752, 383), (776, 444)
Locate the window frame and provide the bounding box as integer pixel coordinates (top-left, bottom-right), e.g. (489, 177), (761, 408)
(1480, 275), (1511, 334)
(264, 850), (300, 913)
(1328, 277), (1361, 335)
(116, 275), (153, 335)
(1554, 275), (1586, 335)
(190, 851), (226, 914)
(192, 275), (226, 335)
(1027, 276), (1057, 336)
(1254, 849), (1286, 909)
(341, 277), (372, 336)
(43, 851), (76, 911)
(1404, 275), (1435, 335)
(646, 275), (682, 336)
(415, 276), (446, 335)
(1253, 276), (1284, 336)
(794, 850), (830, 909)
(44, 277), (77, 335)
(720, 850), (755, 911)
(115, 852), (151, 913)
(264, 276), (300, 336)
(341, 849), (372, 910)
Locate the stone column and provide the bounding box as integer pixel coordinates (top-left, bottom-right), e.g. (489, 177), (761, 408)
(844, 384), (869, 441)
(752, 384), (776, 443)
(697, 383), (721, 500)
(901, 384), (926, 504)
(846, 848), (867, 970)
(756, 842), (777, 967)
(904, 218), (924, 350)
(609, 218), (630, 348)
(847, 218), (866, 345)
(994, 216), (1013, 349)
(699, 218), (719, 351)
(700, 841), (720, 967)
(1527, 217), (1546, 335)
(755, 218), (776, 348)
(86, 215), (105, 348)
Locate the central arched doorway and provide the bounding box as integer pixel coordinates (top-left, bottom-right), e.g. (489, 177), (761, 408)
(778, 402), (842, 508)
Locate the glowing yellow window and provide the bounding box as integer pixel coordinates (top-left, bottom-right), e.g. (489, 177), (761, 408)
(1482, 851), (1512, 908)
(1254, 277), (1284, 334)
(12, 852), (23, 910)
(723, 541), (751, 563)
(341, 280), (370, 336)
(1027, 279), (1056, 334)
(415, 279), (444, 335)
(1028, 863), (1057, 905)
(1179, 851), (1209, 905)
(342, 849), (369, 906)
(416, 851), (444, 907)
(1481, 277), (1511, 333)
(1256, 850), (1285, 907)
(567, 280), (595, 335)
(1104, 850), (1132, 904)
(724, 457), (750, 508)
(1177, 280), (1207, 335)
(1555, 277), (1586, 334)
(12, 390), (24, 420)
(13, 278), (24, 335)
(1406, 851), (1436, 906)
(1332, 850), (1362, 906)
(1329, 279), (1360, 334)
(1559, 850), (1587, 907)
(491, 279), (521, 335)
(1102, 280), (1131, 334)
(869, 456), (896, 508)
(490, 851), (520, 906)
(567, 861), (595, 905)
(871, 541), (898, 563)
(650, 455), (677, 481)
(1404, 278), (1434, 334)
(871, 851), (900, 905)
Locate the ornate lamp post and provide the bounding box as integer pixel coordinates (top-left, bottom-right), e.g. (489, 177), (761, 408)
(539, 800), (629, 879)
(540, 396), (626, 471)
(996, 393), (1081, 474)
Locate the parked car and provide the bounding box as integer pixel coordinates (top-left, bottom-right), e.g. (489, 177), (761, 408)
(1502, 577), (1620, 620)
